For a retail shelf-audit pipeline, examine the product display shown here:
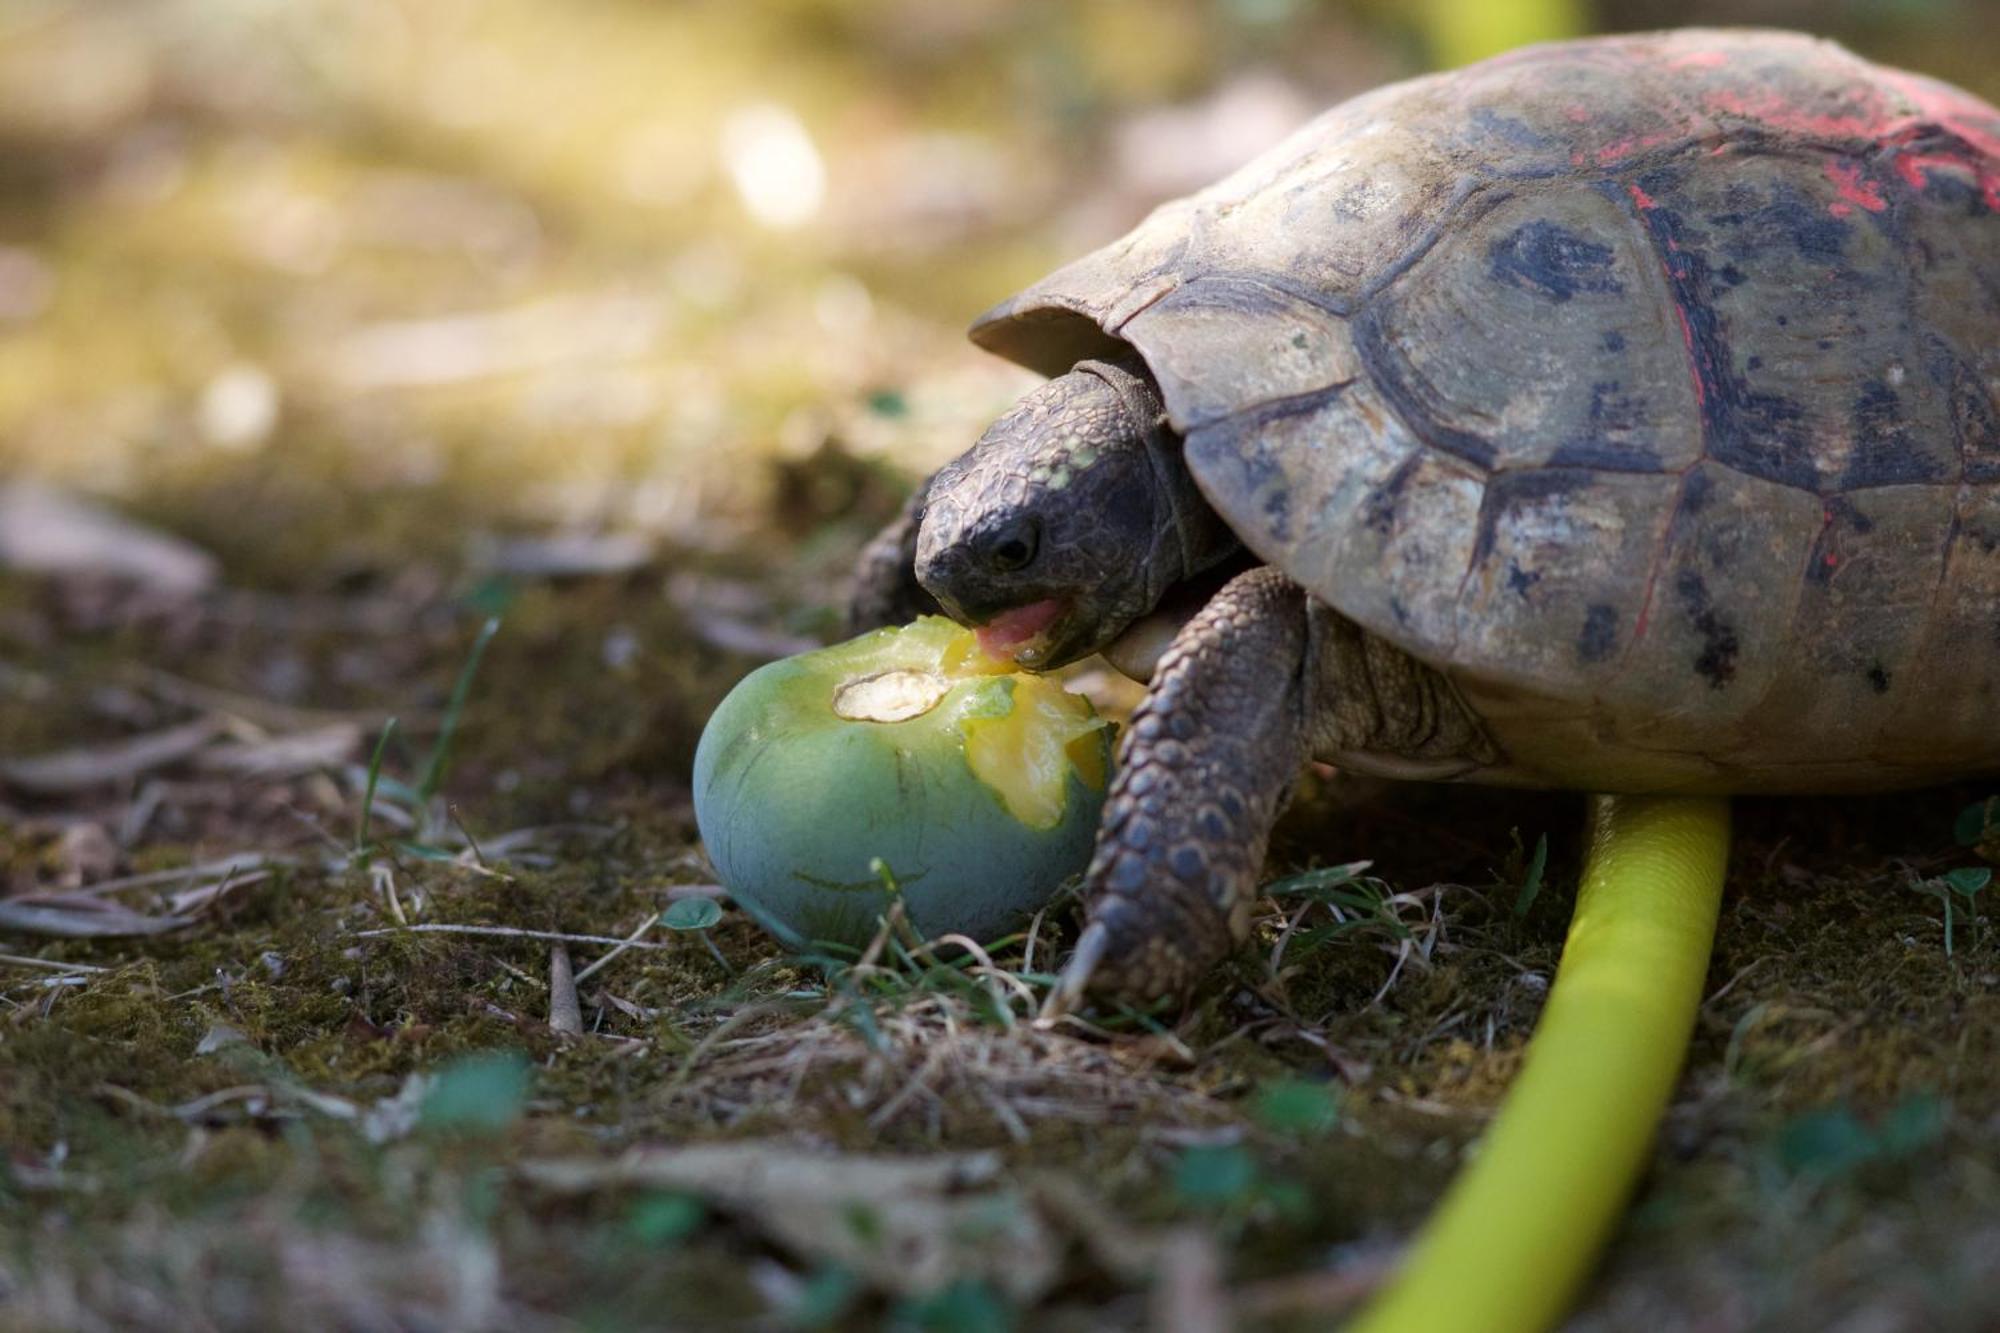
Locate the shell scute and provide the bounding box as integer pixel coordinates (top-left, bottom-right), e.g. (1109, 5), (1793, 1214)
(1730, 484), (1951, 754)
(1452, 468), (1677, 688)
(1878, 483), (2000, 766)
(1627, 151), (1960, 493)
(1355, 185), (1701, 477)
(1121, 279), (1359, 429)
(1612, 462), (1818, 747)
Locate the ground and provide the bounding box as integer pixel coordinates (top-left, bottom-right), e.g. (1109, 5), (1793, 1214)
(3, 2), (1999, 1330)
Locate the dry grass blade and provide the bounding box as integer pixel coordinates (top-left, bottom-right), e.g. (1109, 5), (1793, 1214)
(0, 892), (197, 932)
(195, 723), (361, 777)
(0, 717), (223, 795)
(0, 952), (110, 974)
(519, 1143), (1058, 1301)
(353, 924), (677, 950)
(0, 896), (195, 938)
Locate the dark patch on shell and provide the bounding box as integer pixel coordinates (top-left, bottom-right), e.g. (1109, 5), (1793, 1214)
(1951, 360), (2000, 483)
(1486, 219), (1624, 303)
(1578, 603), (1619, 663)
(1842, 379), (1948, 488)
(1674, 569), (1740, 689)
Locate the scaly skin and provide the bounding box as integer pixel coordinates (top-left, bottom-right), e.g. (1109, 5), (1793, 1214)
(1064, 566), (1310, 1002)
(845, 483), (939, 635)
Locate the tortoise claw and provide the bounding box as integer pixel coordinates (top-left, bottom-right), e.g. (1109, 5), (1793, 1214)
(1036, 920), (1110, 1026)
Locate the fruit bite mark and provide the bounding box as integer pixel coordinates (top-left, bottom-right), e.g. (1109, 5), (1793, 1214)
(832, 668), (951, 722)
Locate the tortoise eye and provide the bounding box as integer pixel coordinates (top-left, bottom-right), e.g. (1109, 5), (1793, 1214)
(984, 519), (1040, 573)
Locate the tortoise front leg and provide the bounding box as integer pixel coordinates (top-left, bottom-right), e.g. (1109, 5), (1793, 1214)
(845, 481), (940, 634)
(1049, 565), (1310, 1013)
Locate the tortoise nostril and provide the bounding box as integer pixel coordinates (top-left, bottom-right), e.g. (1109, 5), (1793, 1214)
(984, 518), (1040, 573)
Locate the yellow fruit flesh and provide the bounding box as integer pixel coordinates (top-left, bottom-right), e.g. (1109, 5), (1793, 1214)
(961, 677), (1109, 829)
(827, 619), (1110, 830)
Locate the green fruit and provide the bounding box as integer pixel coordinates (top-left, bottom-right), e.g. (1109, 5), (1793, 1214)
(693, 617), (1115, 952)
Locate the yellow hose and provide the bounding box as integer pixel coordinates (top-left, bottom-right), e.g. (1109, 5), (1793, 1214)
(1350, 795), (1731, 1333)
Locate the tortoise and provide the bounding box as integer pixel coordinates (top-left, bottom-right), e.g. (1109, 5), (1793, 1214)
(846, 29), (2000, 1008)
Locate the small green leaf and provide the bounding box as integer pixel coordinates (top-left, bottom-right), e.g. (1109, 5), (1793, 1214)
(1876, 1094), (1946, 1158)
(895, 1278), (1011, 1333)
(1172, 1143), (1258, 1208)
(393, 841), (460, 862)
(1954, 798), (1996, 847)
(1775, 1104), (1876, 1179)
(1260, 1178), (1314, 1224)
(866, 388), (908, 418)
(663, 897), (723, 931)
(1945, 866), (1991, 898)
(626, 1192), (704, 1245)
(420, 1051), (531, 1134)
(417, 616), (501, 803)
(1253, 1078), (1343, 1138)
(788, 1265), (860, 1327)
(355, 716), (398, 856)
(1264, 861), (1370, 898)
(1513, 833), (1549, 920)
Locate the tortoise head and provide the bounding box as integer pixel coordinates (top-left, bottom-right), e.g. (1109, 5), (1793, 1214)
(915, 359), (1236, 669)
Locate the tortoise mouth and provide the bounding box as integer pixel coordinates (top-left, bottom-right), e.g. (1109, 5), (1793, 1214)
(974, 597), (1067, 659)
(977, 597), (1104, 671)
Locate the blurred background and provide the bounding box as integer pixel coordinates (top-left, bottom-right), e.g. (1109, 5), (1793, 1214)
(3, 0), (1996, 652)
(6, 5), (2000, 1327)
(3, 0), (2000, 864)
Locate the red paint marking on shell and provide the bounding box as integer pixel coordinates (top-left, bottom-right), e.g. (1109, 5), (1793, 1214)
(1565, 104), (1591, 123)
(1829, 201), (1853, 219)
(1668, 50), (1729, 70)
(1823, 160), (1887, 213)
(1595, 131), (1674, 166)
(1626, 182), (1657, 210)
(1702, 88), (1891, 142)
(1893, 151), (1976, 191)
(1671, 304), (1704, 408)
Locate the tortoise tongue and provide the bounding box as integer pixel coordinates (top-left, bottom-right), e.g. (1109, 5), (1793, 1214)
(975, 598), (1066, 659)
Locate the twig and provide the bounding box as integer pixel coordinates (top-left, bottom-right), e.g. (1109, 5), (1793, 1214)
(354, 924), (675, 950)
(574, 912), (661, 984)
(549, 945), (583, 1035)
(0, 953), (109, 974)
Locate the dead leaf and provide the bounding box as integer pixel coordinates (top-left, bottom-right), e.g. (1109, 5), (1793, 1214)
(520, 1144), (1059, 1301)
(55, 823), (118, 887)
(0, 717), (222, 794)
(0, 481), (218, 594)
(195, 722), (361, 777)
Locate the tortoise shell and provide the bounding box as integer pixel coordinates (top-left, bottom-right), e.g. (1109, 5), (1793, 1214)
(971, 29), (2000, 792)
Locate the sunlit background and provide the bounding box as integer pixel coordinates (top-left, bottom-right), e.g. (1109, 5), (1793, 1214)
(6, 5), (2000, 1327)
(3, 0), (1996, 610)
